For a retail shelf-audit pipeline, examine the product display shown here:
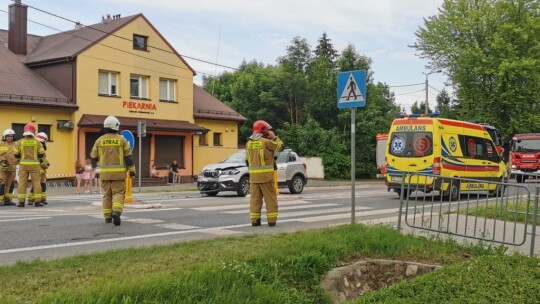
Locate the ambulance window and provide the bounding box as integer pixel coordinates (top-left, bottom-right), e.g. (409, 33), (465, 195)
(464, 136), (485, 159)
(389, 132), (432, 157)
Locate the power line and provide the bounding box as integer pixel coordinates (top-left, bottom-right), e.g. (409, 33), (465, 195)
(394, 89), (425, 96)
(388, 82), (424, 88)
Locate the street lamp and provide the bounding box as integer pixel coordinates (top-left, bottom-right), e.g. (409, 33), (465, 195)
(424, 70), (442, 114)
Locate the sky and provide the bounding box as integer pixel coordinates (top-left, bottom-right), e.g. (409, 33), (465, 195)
(0, 0), (448, 112)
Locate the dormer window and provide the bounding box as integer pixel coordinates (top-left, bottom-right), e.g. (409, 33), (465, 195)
(133, 34), (147, 51)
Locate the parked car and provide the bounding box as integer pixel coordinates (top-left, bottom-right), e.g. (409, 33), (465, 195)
(197, 149), (308, 196)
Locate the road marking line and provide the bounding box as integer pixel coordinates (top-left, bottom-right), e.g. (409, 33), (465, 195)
(123, 218), (164, 224)
(0, 217), (51, 223)
(191, 200), (312, 211)
(154, 223), (200, 230)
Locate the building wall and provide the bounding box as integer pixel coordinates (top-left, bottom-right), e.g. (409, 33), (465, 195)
(74, 16), (197, 180)
(0, 107), (75, 179)
(193, 119), (241, 174)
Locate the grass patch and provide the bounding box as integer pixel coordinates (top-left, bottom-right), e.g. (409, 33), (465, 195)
(0, 224), (536, 303)
(455, 199), (539, 225)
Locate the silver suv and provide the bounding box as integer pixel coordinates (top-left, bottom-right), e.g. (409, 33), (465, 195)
(197, 149), (308, 196)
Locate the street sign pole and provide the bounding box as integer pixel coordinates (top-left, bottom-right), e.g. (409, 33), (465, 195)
(351, 108), (356, 224)
(137, 120), (146, 193)
(337, 70), (366, 225)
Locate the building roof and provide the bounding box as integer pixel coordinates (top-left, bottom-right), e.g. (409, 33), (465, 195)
(78, 114), (208, 133)
(0, 31), (77, 110)
(24, 14), (195, 75)
(193, 84), (247, 123)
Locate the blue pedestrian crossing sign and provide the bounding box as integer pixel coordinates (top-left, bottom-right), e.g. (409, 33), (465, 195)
(121, 130), (135, 151)
(337, 70), (366, 109)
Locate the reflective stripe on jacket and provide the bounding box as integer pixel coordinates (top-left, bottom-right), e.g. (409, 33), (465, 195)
(14, 137), (45, 169)
(246, 136), (284, 183)
(90, 133), (133, 181)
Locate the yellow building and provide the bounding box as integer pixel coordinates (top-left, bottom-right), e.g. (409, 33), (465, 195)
(0, 3), (245, 182)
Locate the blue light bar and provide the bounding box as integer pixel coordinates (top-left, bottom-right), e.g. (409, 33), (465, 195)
(395, 113), (440, 118)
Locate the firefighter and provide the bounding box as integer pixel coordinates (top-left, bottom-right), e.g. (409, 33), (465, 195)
(0, 129), (18, 206)
(90, 116), (136, 226)
(13, 123), (45, 207)
(28, 132), (50, 205)
(246, 120), (284, 227)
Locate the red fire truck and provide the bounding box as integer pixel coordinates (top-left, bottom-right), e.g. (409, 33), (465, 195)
(509, 133), (540, 183)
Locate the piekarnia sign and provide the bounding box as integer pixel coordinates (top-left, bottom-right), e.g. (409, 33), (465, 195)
(122, 100), (156, 115)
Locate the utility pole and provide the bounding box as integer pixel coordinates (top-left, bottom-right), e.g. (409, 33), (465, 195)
(424, 70), (442, 114)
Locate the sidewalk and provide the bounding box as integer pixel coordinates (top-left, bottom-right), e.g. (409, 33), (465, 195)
(44, 179), (385, 197)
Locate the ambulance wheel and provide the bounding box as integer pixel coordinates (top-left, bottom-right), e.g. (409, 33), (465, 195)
(396, 189), (410, 199)
(446, 181), (460, 201)
(516, 174), (527, 183)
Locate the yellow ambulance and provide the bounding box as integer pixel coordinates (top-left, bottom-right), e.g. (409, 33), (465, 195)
(385, 114), (507, 200)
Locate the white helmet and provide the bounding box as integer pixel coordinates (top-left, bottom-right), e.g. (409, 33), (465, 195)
(104, 115), (120, 131)
(36, 132), (48, 142)
(2, 129), (15, 140)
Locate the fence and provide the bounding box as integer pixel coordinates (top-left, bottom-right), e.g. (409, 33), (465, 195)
(396, 172), (539, 257)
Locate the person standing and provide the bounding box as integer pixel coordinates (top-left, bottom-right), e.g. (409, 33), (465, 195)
(0, 129), (18, 206)
(28, 132), (50, 205)
(82, 158), (92, 193)
(74, 160), (84, 194)
(90, 116), (136, 226)
(169, 160), (180, 183)
(245, 120), (284, 227)
(13, 123), (45, 207)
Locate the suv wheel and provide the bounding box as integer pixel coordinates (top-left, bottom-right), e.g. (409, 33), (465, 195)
(288, 175), (305, 194)
(237, 176), (250, 197)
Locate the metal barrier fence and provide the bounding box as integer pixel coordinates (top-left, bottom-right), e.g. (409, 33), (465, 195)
(396, 172), (539, 257)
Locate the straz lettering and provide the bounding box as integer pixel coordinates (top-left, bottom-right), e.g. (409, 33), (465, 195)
(122, 101), (157, 111)
(101, 139), (120, 146)
(395, 125), (426, 132)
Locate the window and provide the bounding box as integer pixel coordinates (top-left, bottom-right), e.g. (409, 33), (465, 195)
(159, 78), (176, 102)
(38, 125), (51, 141)
(130, 75), (149, 99)
(98, 71), (118, 96)
(133, 34), (147, 51)
(11, 123), (25, 140)
(198, 133), (207, 146)
(213, 132), (222, 146)
(388, 132), (433, 158)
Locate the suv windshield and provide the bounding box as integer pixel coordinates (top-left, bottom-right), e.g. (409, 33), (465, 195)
(389, 132), (433, 158)
(221, 150), (246, 163)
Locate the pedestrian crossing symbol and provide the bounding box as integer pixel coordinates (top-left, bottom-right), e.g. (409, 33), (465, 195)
(337, 70), (366, 109)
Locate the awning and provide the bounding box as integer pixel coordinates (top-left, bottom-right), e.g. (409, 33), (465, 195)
(77, 114), (208, 133)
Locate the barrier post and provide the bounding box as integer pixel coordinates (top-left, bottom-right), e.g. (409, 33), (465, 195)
(125, 171), (133, 203)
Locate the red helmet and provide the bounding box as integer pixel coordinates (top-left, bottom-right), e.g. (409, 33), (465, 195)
(23, 123), (36, 137)
(253, 120), (271, 134)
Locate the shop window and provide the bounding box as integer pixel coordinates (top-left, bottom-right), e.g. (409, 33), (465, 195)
(133, 34), (148, 51)
(159, 78), (176, 102)
(154, 135), (185, 168)
(213, 132), (222, 146)
(98, 71), (118, 96)
(130, 75), (149, 99)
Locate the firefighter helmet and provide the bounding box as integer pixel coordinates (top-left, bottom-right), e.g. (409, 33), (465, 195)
(253, 120), (271, 134)
(22, 123), (36, 137)
(104, 115), (120, 131)
(2, 129), (15, 140)
(36, 132), (48, 143)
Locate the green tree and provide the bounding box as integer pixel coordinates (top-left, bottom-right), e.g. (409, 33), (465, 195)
(434, 89), (457, 119)
(413, 0), (540, 137)
(277, 36), (312, 74)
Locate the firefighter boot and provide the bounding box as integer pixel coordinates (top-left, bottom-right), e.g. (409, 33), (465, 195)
(34, 202), (43, 207)
(112, 211), (121, 226)
(105, 218), (112, 223)
(268, 222), (276, 227)
(41, 183), (48, 204)
(252, 219), (261, 227)
(3, 197), (15, 206)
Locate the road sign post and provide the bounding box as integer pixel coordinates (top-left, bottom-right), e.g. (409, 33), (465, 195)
(121, 130), (135, 202)
(337, 70), (367, 224)
(137, 120), (146, 192)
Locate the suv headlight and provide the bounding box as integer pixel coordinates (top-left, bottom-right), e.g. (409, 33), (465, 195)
(219, 169), (240, 176)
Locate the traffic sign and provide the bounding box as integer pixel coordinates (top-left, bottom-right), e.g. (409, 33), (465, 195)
(337, 70), (366, 109)
(121, 130), (135, 151)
